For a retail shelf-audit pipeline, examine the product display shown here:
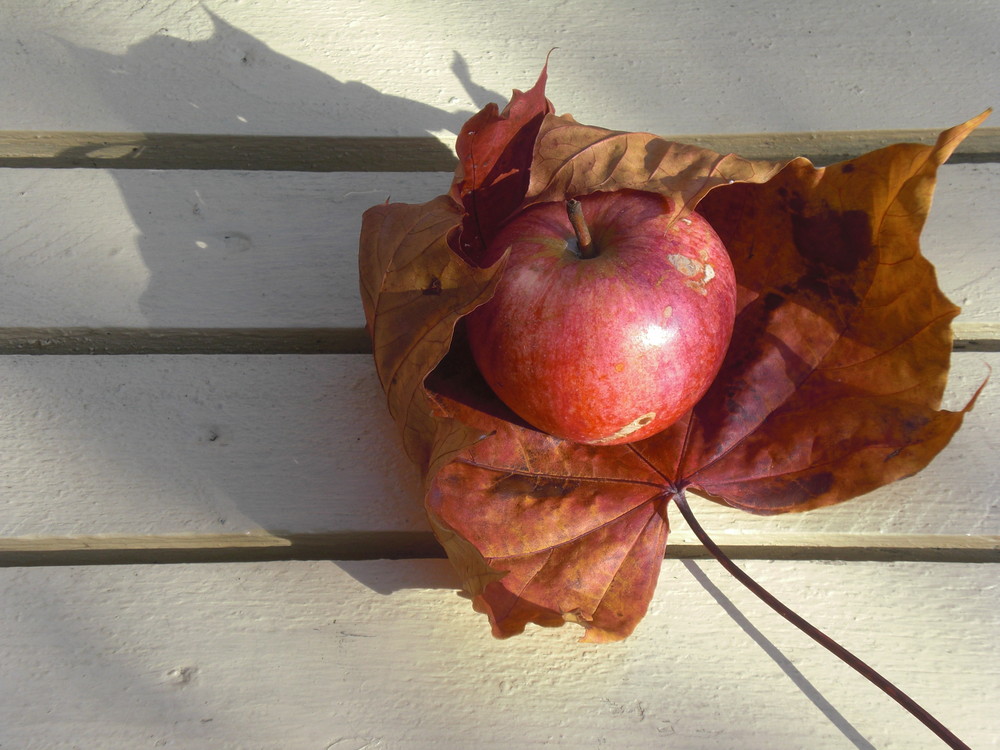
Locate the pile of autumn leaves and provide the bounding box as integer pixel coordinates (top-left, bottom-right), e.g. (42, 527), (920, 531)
(359, 65), (987, 642)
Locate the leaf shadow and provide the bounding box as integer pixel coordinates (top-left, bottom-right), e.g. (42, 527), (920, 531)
(335, 559), (461, 596)
(681, 559), (877, 750)
(44, 8), (504, 330)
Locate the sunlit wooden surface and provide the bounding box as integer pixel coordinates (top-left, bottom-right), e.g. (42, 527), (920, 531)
(2, 1), (998, 747)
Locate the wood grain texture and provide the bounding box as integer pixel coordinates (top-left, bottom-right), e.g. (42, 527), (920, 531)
(0, 354), (995, 549)
(0, 559), (995, 749)
(3, 0), (997, 135)
(0, 164), (996, 330)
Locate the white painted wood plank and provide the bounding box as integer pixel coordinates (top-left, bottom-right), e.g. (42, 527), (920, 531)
(0, 353), (995, 542)
(923, 164), (1000, 326)
(0, 559), (995, 748)
(0, 354), (423, 539)
(0, 164), (996, 328)
(3, 0), (997, 135)
(0, 168), (443, 328)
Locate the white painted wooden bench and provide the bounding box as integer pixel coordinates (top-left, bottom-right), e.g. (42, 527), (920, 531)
(2, 3), (997, 747)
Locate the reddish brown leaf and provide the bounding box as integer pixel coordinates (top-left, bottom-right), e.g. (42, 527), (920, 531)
(359, 64), (989, 641)
(526, 113), (786, 219)
(425, 402), (670, 641)
(448, 63), (554, 263)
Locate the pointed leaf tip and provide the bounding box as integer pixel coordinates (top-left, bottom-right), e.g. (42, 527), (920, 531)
(933, 109), (992, 165)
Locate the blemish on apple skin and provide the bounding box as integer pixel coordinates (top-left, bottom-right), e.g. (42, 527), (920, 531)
(667, 254), (699, 277)
(685, 280), (709, 296)
(594, 412), (656, 444)
(669, 253), (716, 296)
(663, 305), (673, 320)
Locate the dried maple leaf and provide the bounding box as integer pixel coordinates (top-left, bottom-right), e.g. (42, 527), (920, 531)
(359, 195), (501, 468)
(359, 65), (989, 645)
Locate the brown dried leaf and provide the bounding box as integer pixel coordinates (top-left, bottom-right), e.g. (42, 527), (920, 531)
(359, 195), (503, 467)
(652, 111), (991, 513)
(449, 64), (554, 263)
(359, 64), (989, 640)
(527, 113), (786, 218)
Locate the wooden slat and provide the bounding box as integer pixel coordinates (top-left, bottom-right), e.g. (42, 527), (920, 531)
(0, 559), (994, 748)
(0, 354), (423, 540)
(0, 168), (438, 329)
(0, 164), (997, 332)
(0, 353), (995, 552)
(3, 1), (996, 135)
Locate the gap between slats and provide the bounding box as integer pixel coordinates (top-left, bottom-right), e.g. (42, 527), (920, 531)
(0, 325), (996, 355)
(0, 531), (996, 567)
(1, 128), (999, 171)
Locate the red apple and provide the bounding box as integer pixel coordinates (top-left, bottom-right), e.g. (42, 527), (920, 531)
(465, 189), (737, 445)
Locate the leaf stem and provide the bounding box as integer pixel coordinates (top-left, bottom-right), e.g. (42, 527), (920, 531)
(566, 199), (597, 259)
(672, 489), (971, 750)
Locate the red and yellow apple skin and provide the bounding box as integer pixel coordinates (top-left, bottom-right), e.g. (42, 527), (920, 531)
(465, 190), (737, 446)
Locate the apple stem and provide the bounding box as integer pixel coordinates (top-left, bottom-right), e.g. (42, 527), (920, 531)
(672, 489), (972, 750)
(566, 199), (597, 259)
